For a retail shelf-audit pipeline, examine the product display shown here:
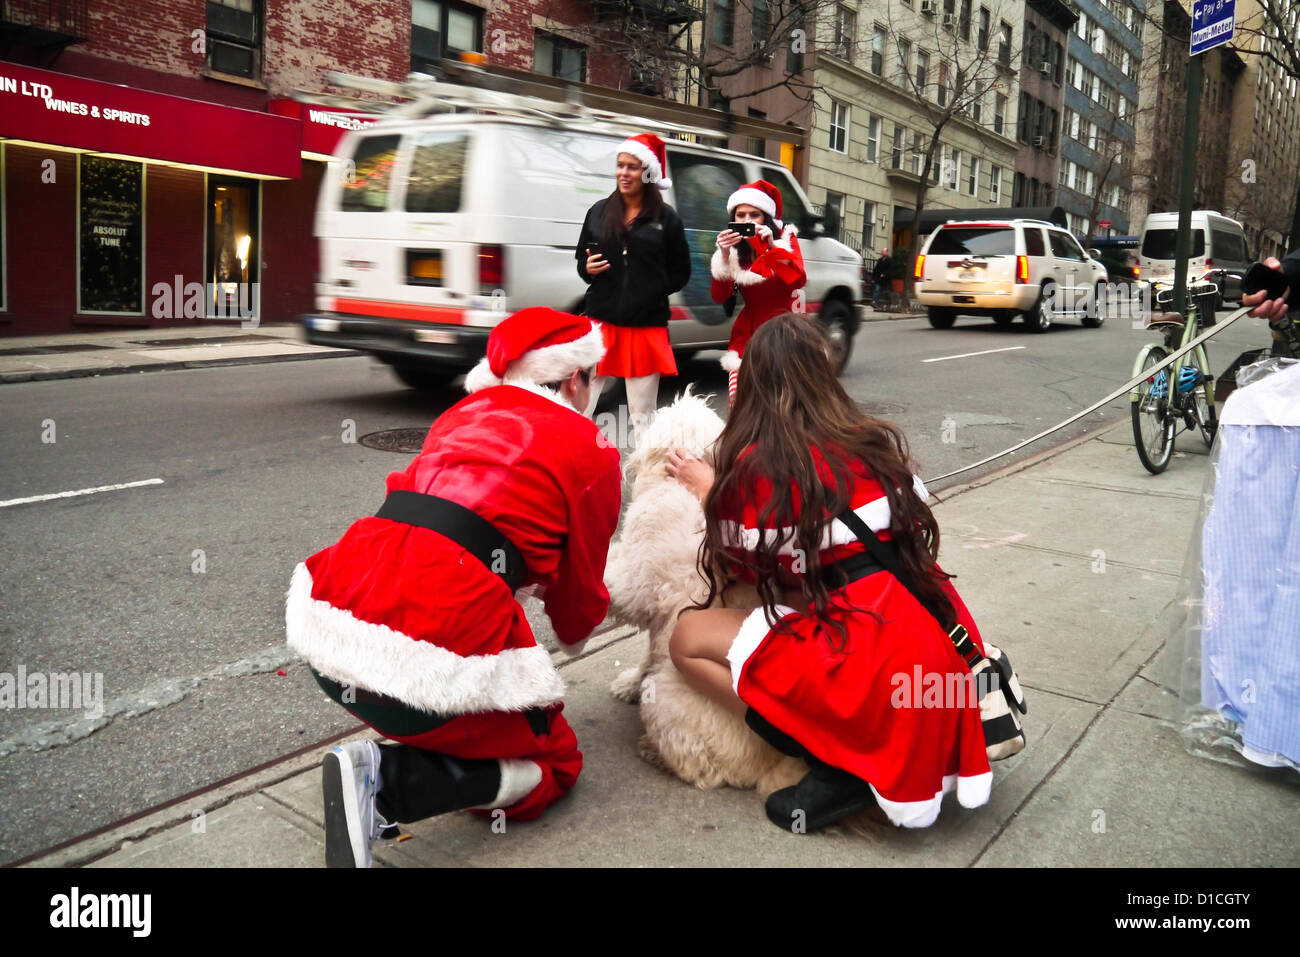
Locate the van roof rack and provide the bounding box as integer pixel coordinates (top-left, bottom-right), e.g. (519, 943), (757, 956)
(295, 60), (734, 145)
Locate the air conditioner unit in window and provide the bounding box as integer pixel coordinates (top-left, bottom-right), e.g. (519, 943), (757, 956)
(921, 0), (936, 14)
(1033, 135), (1045, 147)
(942, 13), (955, 25)
(1040, 61), (1052, 74)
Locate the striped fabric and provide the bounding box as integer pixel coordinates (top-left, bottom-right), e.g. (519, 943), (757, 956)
(728, 369), (738, 406)
(1200, 423), (1300, 769)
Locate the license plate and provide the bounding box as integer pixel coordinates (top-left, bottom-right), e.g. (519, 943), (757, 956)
(415, 328), (456, 344)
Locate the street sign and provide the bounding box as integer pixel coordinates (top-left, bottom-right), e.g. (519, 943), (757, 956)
(1099, 219), (1111, 229)
(1191, 0), (1235, 56)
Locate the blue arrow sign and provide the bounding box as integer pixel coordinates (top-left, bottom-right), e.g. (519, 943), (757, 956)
(1191, 0), (1236, 55)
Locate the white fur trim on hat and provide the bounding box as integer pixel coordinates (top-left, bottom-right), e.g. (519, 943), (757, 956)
(720, 349), (742, 372)
(771, 224), (798, 253)
(465, 325), (605, 393)
(618, 138), (670, 190)
(727, 186), (779, 227)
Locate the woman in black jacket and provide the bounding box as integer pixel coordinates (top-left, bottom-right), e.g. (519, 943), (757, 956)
(576, 133), (692, 434)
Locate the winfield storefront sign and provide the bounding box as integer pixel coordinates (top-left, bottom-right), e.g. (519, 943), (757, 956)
(0, 62), (299, 178)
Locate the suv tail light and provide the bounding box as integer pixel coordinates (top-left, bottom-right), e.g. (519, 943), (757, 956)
(1205, 258), (1213, 267)
(1016, 255), (1029, 283)
(479, 245), (505, 294)
(914, 254), (925, 279)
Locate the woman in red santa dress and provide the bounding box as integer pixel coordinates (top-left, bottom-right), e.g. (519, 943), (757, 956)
(666, 313), (992, 832)
(710, 180), (807, 407)
(286, 307), (622, 866)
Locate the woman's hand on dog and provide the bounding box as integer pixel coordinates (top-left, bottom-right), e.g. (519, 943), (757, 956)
(667, 449), (715, 503)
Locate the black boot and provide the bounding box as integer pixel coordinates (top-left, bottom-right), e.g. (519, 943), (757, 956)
(764, 760), (879, 833)
(374, 746), (503, 823)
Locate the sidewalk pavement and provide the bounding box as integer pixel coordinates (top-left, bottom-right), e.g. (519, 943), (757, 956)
(23, 417), (1299, 868)
(0, 323), (354, 384)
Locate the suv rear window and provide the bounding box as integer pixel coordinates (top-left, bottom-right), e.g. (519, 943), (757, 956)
(929, 227), (1015, 256)
(341, 135), (401, 212)
(1142, 229), (1206, 259)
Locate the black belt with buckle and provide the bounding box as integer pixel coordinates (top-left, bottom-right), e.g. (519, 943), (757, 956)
(375, 490), (527, 591)
(818, 550), (891, 590)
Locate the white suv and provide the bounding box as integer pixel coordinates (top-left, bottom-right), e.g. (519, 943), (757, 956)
(914, 219), (1109, 332)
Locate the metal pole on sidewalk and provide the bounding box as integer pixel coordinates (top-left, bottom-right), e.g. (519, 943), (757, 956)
(1172, 44), (1204, 318)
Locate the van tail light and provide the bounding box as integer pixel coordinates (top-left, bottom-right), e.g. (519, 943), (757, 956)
(914, 254), (925, 279)
(1205, 258), (1213, 267)
(479, 245), (505, 294)
(1016, 255), (1029, 283)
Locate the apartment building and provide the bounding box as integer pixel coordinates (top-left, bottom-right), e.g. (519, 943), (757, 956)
(1057, 0), (1144, 237)
(1012, 0), (1075, 208)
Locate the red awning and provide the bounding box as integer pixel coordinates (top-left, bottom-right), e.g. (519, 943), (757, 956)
(0, 62), (300, 179)
(267, 99), (381, 158)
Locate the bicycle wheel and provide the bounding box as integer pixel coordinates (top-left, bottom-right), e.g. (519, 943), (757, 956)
(1132, 346), (1175, 474)
(1185, 347), (1218, 447)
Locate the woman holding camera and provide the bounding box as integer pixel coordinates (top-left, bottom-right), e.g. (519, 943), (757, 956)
(711, 180), (807, 406)
(576, 133), (692, 434)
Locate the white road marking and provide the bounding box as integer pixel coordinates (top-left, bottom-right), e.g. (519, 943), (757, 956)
(0, 478), (165, 508)
(922, 346), (1027, 363)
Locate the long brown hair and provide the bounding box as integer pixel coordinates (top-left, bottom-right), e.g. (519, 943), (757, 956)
(599, 164), (664, 247)
(698, 313), (955, 649)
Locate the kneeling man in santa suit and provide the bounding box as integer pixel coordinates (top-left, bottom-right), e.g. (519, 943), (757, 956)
(286, 307), (621, 867)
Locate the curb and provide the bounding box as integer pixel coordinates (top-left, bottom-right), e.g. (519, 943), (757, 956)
(0, 347), (364, 385)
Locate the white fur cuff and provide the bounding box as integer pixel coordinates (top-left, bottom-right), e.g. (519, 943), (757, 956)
(711, 246), (737, 281)
(720, 350), (742, 372)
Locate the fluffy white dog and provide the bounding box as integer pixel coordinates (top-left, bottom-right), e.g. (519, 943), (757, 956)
(603, 390), (807, 795)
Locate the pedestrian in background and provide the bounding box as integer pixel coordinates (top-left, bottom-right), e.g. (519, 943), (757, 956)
(576, 133), (691, 437)
(871, 249), (892, 310)
(710, 179), (806, 407)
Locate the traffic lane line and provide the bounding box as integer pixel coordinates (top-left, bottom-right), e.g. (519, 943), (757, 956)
(0, 478), (165, 508)
(922, 346), (1027, 363)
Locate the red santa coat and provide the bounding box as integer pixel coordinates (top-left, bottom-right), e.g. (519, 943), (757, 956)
(286, 383), (622, 722)
(718, 446), (993, 828)
(710, 227), (807, 372)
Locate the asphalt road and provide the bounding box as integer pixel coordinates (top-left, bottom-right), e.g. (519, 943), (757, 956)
(0, 306), (1271, 864)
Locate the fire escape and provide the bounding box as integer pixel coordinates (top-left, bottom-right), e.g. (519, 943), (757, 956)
(1, 0), (91, 67)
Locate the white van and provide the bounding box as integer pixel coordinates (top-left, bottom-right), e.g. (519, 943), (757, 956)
(1139, 211), (1251, 305)
(301, 113), (863, 389)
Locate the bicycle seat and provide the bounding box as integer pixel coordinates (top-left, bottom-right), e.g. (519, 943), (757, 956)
(1145, 312), (1185, 329)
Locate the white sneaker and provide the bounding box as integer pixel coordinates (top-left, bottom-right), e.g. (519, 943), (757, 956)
(322, 740), (388, 868)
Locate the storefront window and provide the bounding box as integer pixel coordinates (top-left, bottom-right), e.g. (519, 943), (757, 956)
(0, 145), (6, 313)
(207, 177), (260, 319)
(78, 156), (144, 315)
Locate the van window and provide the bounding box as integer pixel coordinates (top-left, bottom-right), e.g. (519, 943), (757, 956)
(341, 135), (402, 212)
(929, 226), (1015, 256)
(667, 151), (747, 231)
(1210, 227), (1245, 262)
(405, 131), (470, 213)
(761, 166), (810, 229)
(1024, 227), (1046, 257)
(1142, 228), (1205, 259)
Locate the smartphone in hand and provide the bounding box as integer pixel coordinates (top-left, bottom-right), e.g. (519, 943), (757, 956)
(727, 222), (756, 237)
(1243, 262), (1290, 299)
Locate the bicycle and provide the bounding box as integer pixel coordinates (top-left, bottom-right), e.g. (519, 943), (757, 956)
(1129, 272), (1221, 474)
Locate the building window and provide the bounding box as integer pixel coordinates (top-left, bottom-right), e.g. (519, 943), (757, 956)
(829, 100), (849, 153)
(896, 38), (911, 86)
(978, 6), (990, 51)
(412, 0), (483, 72)
(891, 124), (905, 168)
(206, 175), (261, 319)
(1018, 92), (1029, 140)
(824, 191), (844, 235)
(534, 31), (586, 82)
(938, 61), (949, 107)
(967, 156), (979, 196)
(916, 49), (930, 97)
(866, 114), (880, 162)
(910, 129), (923, 174)
(746, 108), (767, 157)
(998, 21), (1012, 64)
(871, 25), (886, 74)
(994, 93), (1006, 135)
(960, 0), (972, 41)
(862, 201), (876, 251)
(712, 0), (735, 46)
(1013, 170), (1024, 206)
(78, 156), (144, 315)
(990, 164), (1001, 203)
(948, 148), (961, 189)
(206, 0), (263, 79)
(971, 84), (983, 123)
(786, 3), (805, 72)
(751, 0), (771, 48)
(832, 6), (856, 61)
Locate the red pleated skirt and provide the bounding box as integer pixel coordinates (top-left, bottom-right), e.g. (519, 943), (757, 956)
(596, 323), (677, 378)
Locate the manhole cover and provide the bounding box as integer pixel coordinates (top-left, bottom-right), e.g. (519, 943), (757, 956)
(859, 400), (907, 416)
(358, 428), (428, 453)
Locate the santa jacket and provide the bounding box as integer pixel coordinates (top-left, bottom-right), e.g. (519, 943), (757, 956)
(710, 227), (807, 371)
(286, 384), (622, 718)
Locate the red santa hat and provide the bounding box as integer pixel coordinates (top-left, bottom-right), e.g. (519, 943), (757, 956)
(465, 307), (604, 393)
(727, 180), (783, 231)
(617, 133), (672, 189)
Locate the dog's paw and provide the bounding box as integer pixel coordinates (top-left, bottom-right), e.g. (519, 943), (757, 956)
(609, 666), (644, 703)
